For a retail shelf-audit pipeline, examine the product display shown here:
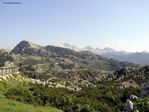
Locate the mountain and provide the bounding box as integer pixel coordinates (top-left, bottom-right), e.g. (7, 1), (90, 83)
(12, 41), (149, 65)
(101, 51), (149, 65)
(82, 46), (149, 65)
(11, 40), (137, 71)
(2, 40), (149, 112)
(11, 40), (48, 56)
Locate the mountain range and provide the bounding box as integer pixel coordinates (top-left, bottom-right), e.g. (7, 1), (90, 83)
(1, 40), (149, 112)
(56, 43), (149, 65)
(10, 40), (137, 71)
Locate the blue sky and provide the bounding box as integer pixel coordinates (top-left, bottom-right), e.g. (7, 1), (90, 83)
(0, 0), (149, 52)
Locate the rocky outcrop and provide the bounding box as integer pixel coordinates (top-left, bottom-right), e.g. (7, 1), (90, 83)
(125, 99), (134, 111)
(114, 67), (144, 80)
(113, 66), (149, 85)
(143, 80), (149, 96)
(124, 95), (138, 111)
(129, 95), (138, 101)
(117, 80), (139, 89)
(0, 49), (14, 67)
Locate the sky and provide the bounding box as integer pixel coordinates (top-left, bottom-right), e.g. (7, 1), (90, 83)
(0, 0), (149, 52)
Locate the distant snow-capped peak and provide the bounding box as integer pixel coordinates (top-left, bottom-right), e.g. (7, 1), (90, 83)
(82, 46), (117, 54)
(55, 42), (81, 51)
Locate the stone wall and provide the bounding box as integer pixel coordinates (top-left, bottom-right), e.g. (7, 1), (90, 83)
(0, 67), (16, 76)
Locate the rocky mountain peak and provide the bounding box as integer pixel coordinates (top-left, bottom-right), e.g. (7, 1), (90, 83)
(16, 40), (42, 49)
(11, 40), (45, 55)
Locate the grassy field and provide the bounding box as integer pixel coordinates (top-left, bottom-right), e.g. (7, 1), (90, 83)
(0, 77), (63, 112)
(0, 97), (62, 112)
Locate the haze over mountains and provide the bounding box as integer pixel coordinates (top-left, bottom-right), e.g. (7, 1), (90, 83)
(56, 43), (149, 65)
